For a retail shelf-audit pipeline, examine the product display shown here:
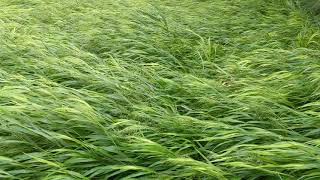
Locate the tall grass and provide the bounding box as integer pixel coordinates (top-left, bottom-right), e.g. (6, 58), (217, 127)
(0, 0), (320, 179)
(299, 0), (320, 14)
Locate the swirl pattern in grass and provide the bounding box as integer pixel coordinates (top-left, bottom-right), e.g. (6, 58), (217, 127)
(0, 0), (320, 179)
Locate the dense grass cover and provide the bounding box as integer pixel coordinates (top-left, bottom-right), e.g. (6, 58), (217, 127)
(1, 0), (320, 179)
(299, 0), (320, 15)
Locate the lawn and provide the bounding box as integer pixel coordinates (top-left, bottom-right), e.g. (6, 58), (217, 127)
(0, 0), (320, 179)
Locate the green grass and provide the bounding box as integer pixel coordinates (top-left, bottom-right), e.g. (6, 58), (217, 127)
(1, 0), (320, 179)
(299, 0), (320, 15)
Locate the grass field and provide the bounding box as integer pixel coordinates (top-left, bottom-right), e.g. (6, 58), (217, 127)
(300, 0), (320, 15)
(1, 0), (320, 179)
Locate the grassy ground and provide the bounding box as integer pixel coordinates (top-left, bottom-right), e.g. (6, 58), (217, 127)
(0, 0), (320, 179)
(300, 0), (320, 15)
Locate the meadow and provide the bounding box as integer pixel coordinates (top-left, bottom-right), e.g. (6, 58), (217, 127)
(0, 0), (320, 179)
(300, 0), (320, 15)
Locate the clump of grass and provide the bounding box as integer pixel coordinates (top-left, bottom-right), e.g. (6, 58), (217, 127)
(0, 0), (320, 179)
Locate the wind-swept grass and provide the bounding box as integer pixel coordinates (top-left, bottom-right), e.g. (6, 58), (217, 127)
(299, 0), (320, 14)
(0, 0), (320, 179)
